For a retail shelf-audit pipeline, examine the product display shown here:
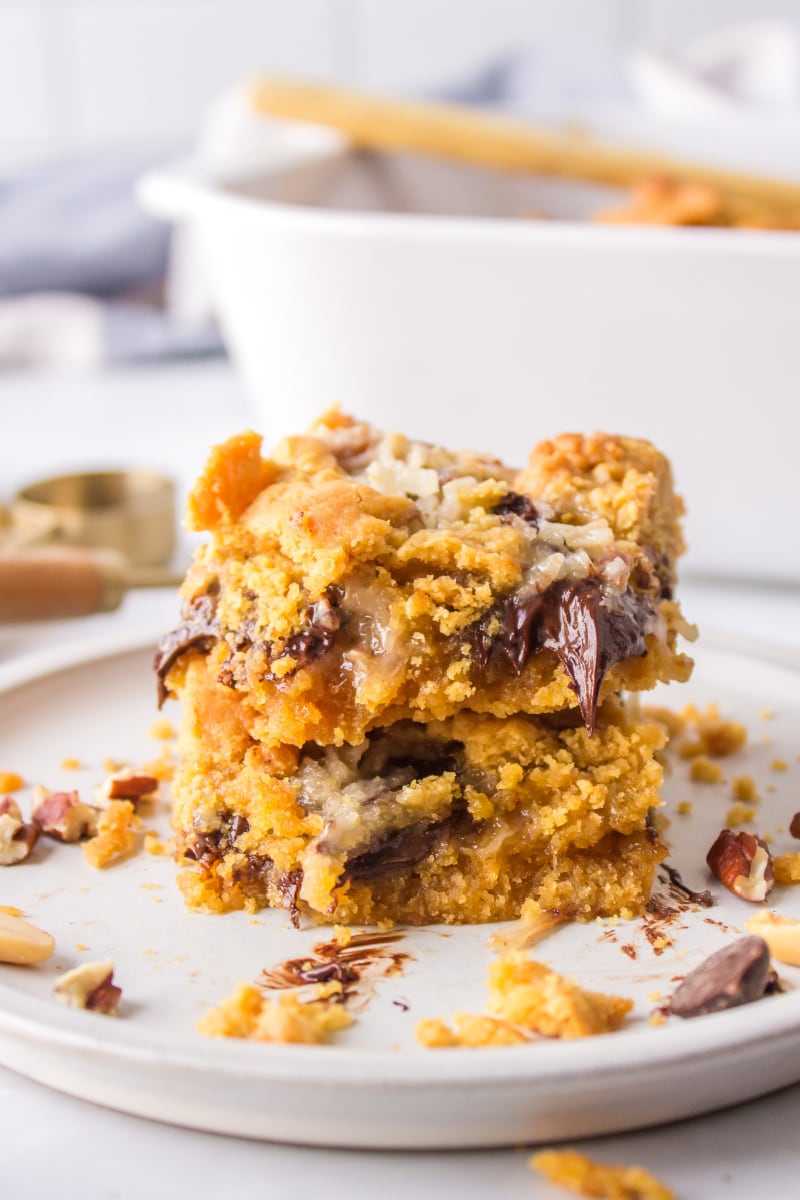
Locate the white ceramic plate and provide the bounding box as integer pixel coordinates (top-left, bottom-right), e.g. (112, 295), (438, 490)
(0, 628), (799, 1149)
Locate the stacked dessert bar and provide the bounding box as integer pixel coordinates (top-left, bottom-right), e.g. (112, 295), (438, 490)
(156, 411), (693, 925)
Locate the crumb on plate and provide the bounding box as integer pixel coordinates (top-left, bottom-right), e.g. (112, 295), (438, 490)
(689, 756), (724, 784)
(676, 703), (747, 759)
(197, 980), (351, 1043)
(773, 852), (800, 886)
(731, 775), (759, 804)
(144, 831), (170, 856)
(82, 801), (140, 868)
(530, 1148), (675, 1199)
(148, 717), (176, 741)
(416, 953), (632, 1047)
(726, 803), (756, 828)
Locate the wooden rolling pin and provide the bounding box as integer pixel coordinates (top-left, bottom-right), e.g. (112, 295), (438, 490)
(251, 77), (800, 217)
(0, 548), (181, 622)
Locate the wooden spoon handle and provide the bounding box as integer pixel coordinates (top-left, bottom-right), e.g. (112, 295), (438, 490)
(251, 76), (800, 215)
(0, 549), (127, 622)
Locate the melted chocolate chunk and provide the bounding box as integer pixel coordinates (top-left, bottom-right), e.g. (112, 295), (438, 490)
(275, 868), (304, 928)
(493, 491), (539, 528)
(279, 586), (343, 670)
(154, 593), (218, 706)
(182, 829), (222, 864)
(670, 936), (771, 1019)
(345, 818), (452, 882)
(468, 579), (652, 735)
(228, 814), (250, 841)
(182, 814), (249, 865)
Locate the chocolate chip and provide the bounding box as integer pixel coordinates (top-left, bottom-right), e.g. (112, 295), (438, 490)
(493, 491), (539, 528)
(228, 814), (250, 841)
(468, 579), (652, 735)
(275, 868), (304, 928)
(271, 584), (344, 677)
(345, 818), (454, 882)
(154, 593), (219, 706)
(669, 936), (771, 1019)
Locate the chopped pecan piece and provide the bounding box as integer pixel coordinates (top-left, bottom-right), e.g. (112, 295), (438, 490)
(93, 768), (158, 809)
(54, 959), (121, 1015)
(31, 787), (97, 842)
(0, 798), (39, 865)
(707, 829), (774, 902)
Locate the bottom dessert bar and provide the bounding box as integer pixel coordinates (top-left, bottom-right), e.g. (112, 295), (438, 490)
(173, 652), (666, 925)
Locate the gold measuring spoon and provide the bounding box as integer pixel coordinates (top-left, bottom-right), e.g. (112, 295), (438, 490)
(0, 468), (182, 621)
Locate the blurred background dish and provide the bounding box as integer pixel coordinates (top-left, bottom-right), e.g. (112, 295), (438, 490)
(3, 3), (800, 586)
(141, 105), (800, 582)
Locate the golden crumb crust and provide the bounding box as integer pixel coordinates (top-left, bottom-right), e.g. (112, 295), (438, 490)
(160, 412), (691, 928)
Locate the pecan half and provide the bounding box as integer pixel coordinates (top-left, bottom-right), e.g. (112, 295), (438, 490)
(707, 829), (774, 902)
(790, 812), (800, 840)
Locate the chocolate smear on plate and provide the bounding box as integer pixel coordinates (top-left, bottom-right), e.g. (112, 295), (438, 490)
(659, 865), (714, 909)
(260, 930), (411, 1012)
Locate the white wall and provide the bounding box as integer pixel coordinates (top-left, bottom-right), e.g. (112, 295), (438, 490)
(1, 0), (798, 167)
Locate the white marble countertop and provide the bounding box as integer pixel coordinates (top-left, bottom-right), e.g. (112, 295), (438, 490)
(2, 362), (799, 1199)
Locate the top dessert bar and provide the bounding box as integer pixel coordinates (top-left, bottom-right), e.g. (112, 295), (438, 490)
(156, 411), (693, 751)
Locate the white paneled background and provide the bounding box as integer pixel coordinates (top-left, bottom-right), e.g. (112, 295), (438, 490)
(1, 0), (800, 167)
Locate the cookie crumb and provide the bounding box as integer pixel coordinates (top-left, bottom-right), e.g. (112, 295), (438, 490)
(417, 953), (632, 1047)
(677, 704), (746, 759)
(726, 803), (756, 828)
(773, 852), (800, 886)
(82, 801), (140, 868)
(771, 759), (789, 772)
(0, 772), (24, 792)
(148, 718), (176, 741)
(690, 756), (724, 784)
(198, 981), (351, 1043)
(676, 801), (693, 816)
(530, 1148), (675, 1199)
(731, 775), (759, 804)
(144, 831), (169, 856)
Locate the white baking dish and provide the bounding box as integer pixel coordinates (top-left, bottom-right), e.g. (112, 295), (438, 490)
(140, 126), (800, 581)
